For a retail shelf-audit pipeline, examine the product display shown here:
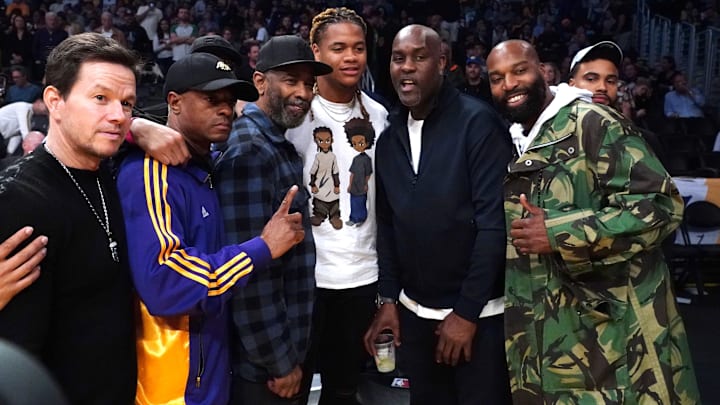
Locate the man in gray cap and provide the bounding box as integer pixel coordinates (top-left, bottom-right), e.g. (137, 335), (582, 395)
(213, 35), (332, 404)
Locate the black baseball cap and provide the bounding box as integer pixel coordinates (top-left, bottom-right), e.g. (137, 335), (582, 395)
(190, 35), (244, 66)
(255, 35), (332, 76)
(163, 52), (259, 101)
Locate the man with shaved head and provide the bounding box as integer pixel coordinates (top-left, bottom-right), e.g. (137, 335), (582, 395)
(487, 40), (700, 404)
(364, 25), (512, 404)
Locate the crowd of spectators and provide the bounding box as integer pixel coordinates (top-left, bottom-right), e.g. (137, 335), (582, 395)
(0, 0), (718, 160)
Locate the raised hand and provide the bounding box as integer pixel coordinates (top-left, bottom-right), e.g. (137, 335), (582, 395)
(510, 194), (552, 255)
(260, 186), (305, 259)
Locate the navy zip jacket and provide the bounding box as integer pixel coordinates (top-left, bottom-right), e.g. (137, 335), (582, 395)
(375, 82), (511, 321)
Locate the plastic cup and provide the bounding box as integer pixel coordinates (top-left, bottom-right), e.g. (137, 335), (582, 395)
(373, 333), (396, 373)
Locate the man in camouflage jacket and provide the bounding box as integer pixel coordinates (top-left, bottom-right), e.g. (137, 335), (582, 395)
(487, 40), (700, 404)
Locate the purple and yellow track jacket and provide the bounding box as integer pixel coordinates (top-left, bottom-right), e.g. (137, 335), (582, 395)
(117, 150), (272, 405)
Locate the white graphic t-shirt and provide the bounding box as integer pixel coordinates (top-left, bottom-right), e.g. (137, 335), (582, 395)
(287, 92), (388, 289)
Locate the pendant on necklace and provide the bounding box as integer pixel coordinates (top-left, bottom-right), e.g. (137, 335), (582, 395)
(109, 237), (120, 263)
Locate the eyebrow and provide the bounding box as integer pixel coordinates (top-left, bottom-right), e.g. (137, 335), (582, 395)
(92, 84), (137, 101)
(488, 61), (529, 75)
(330, 40), (365, 47)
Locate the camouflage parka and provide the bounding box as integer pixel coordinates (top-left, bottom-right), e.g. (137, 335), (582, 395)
(503, 100), (700, 404)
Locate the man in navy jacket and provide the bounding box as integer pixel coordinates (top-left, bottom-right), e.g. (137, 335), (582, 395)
(364, 24), (512, 405)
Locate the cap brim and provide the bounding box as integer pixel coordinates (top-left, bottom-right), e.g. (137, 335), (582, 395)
(258, 60), (333, 76)
(192, 78), (259, 102)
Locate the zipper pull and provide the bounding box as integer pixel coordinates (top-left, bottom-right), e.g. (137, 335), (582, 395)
(196, 376), (201, 388)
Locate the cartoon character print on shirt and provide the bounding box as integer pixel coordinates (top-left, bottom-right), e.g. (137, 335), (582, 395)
(309, 126), (343, 230)
(344, 117), (375, 227)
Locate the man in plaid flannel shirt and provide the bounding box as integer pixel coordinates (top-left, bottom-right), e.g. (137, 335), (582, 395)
(214, 36), (332, 404)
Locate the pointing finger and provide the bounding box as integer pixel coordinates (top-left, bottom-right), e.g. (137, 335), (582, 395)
(276, 186), (298, 217)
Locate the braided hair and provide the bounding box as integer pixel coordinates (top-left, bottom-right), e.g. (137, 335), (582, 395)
(309, 7), (370, 121)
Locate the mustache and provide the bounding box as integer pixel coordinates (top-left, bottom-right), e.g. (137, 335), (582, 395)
(286, 99), (310, 110)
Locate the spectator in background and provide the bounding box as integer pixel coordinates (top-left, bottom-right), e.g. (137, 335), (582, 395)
(121, 8), (151, 56)
(664, 71), (716, 142)
(297, 23), (310, 42)
(461, 55), (492, 103)
(626, 76), (654, 126)
(136, 0), (163, 41)
(170, 6), (198, 62)
(428, 13), (451, 42)
(235, 40), (259, 82)
(2, 15), (34, 73)
(441, 39), (465, 90)
(0, 96), (47, 156)
(0, 130), (44, 169)
(541, 60), (561, 85)
(153, 18), (173, 75)
(655, 55), (680, 94)
(198, 9), (220, 36)
(568, 41), (621, 108)
(535, 21), (562, 62)
(621, 59), (640, 84)
(31, 12), (68, 81)
(665, 72), (705, 119)
(5, 66), (42, 104)
(95, 11), (127, 47)
(278, 15), (295, 35)
(253, 17), (269, 44)
(491, 23), (509, 46)
(222, 27), (242, 51)
(568, 42), (667, 165)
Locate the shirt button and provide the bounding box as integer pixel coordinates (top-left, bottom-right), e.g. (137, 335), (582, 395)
(524, 160), (533, 166)
(568, 147), (575, 154)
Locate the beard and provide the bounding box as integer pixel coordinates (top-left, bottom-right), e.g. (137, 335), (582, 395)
(266, 85), (310, 129)
(493, 75), (547, 124)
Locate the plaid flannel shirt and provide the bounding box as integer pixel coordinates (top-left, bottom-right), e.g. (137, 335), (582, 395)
(215, 103), (316, 382)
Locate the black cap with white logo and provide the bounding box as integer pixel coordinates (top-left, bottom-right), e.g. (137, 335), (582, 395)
(163, 52), (258, 101)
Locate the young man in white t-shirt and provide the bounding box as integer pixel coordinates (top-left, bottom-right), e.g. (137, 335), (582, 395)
(285, 8), (389, 405)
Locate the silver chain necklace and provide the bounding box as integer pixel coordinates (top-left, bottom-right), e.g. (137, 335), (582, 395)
(316, 95), (357, 123)
(43, 143), (120, 263)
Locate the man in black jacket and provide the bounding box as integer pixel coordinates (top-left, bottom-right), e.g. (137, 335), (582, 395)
(363, 24), (512, 405)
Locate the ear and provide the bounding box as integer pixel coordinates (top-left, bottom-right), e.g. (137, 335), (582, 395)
(568, 77), (575, 86)
(43, 85), (63, 114)
(539, 63), (547, 75)
(311, 42), (320, 57)
(167, 91), (182, 114)
(438, 53), (447, 74)
(253, 71), (266, 96)
(43, 85), (66, 123)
